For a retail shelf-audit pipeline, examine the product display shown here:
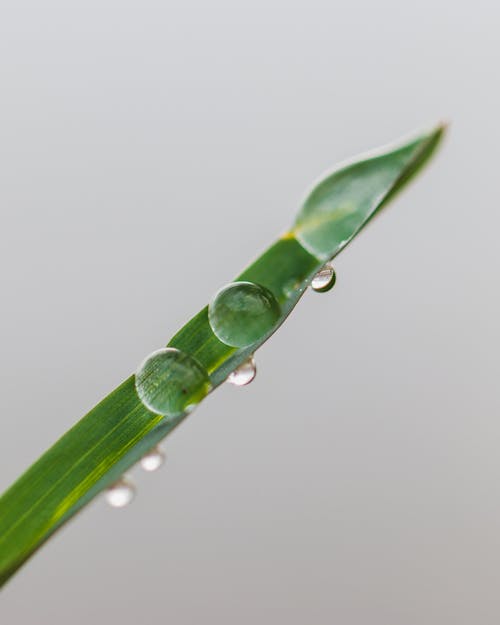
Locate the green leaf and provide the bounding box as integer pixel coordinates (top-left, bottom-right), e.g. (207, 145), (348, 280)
(0, 124), (445, 586)
(293, 124), (445, 260)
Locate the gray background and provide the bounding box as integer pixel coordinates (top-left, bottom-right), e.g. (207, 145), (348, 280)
(0, 1), (499, 623)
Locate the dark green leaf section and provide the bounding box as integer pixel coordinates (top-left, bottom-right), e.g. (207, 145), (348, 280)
(0, 378), (164, 585)
(0, 125), (445, 587)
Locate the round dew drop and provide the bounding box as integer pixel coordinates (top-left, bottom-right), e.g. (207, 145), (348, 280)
(227, 356), (257, 386)
(140, 446), (165, 472)
(311, 264), (336, 293)
(208, 281), (281, 348)
(106, 478), (135, 508)
(135, 347), (211, 418)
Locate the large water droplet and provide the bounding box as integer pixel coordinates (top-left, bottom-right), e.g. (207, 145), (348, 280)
(227, 356), (256, 386)
(208, 281), (281, 348)
(106, 478), (135, 508)
(135, 347), (211, 417)
(311, 264), (336, 292)
(140, 446), (165, 472)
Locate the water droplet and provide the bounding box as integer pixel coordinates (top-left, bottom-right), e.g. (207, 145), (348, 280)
(227, 356), (256, 386)
(208, 281), (281, 348)
(135, 347), (211, 417)
(106, 478), (135, 508)
(140, 446), (165, 472)
(311, 264), (336, 292)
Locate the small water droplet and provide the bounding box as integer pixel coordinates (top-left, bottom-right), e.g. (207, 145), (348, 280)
(227, 356), (256, 386)
(140, 446), (165, 472)
(208, 281), (281, 348)
(135, 347), (211, 417)
(106, 478), (135, 508)
(311, 264), (336, 292)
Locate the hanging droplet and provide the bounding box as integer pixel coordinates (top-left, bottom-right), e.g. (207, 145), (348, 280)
(140, 446), (165, 472)
(135, 347), (211, 417)
(227, 356), (256, 386)
(106, 478), (135, 508)
(208, 281), (281, 348)
(311, 264), (336, 293)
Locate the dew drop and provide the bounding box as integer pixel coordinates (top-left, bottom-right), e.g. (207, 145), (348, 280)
(208, 281), (281, 348)
(140, 446), (165, 472)
(135, 347), (211, 418)
(106, 478), (135, 508)
(227, 356), (256, 386)
(311, 264), (336, 292)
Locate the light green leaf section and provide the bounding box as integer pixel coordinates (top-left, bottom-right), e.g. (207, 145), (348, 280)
(0, 124), (445, 587)
(293, 124), (445, 260)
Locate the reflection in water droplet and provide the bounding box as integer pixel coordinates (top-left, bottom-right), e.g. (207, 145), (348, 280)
(311, 264), (336, 292)
(227, 356), (256, 386)
(106, 478), (135, 508)
(208, 281), (281, 348)
(140, 446), (165, 472)
(135, 347), (211, 418)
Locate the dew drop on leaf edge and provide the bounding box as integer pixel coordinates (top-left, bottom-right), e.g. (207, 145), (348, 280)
(106, 479), (135, 508)
(140, 446), (165, 472)
(311, 264), (336, 293)
(227, 356), (257, 386)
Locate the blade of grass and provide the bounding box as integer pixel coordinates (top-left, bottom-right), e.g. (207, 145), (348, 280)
(0, 124), (446, 587)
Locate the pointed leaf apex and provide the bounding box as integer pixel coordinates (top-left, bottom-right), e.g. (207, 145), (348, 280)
(293, 123), (447, 260)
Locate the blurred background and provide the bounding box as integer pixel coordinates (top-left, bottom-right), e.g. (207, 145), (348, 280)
(0, 1), (498, 623)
